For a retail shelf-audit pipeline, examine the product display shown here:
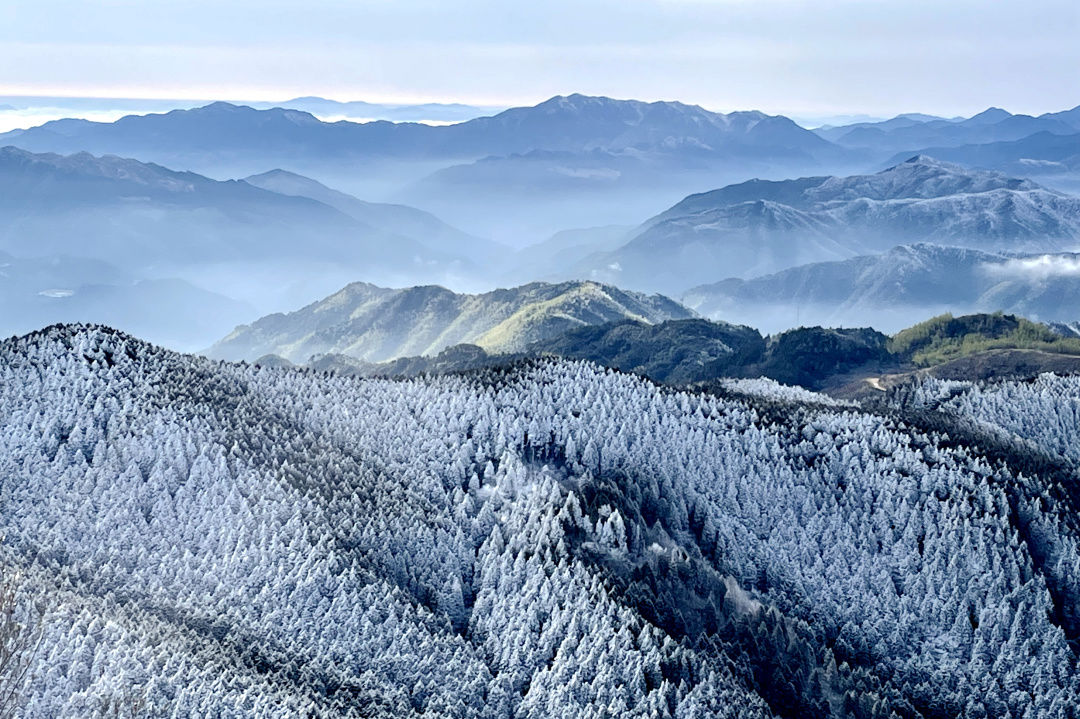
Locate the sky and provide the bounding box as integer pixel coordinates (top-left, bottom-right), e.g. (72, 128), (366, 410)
(1, 0), (1078, 120)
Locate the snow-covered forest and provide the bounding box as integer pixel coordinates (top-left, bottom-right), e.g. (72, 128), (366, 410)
(0, 324), (1078, 717)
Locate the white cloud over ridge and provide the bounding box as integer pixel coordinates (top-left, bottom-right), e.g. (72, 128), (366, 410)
(983, 255), (1080, 280)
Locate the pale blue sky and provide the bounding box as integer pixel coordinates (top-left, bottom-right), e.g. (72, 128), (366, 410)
(1, 0), (1077, 117)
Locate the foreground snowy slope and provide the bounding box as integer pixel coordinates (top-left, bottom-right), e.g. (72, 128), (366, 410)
(1, 325), (1078, 717)
(904, 372), (1080, 467)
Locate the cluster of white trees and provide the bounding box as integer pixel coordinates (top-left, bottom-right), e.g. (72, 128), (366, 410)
(923, 373), (1080, 466)
(0, 325), (1076, 717)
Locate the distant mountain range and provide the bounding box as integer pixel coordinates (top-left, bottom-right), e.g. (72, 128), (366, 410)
(881, 132), (1080, 194)
(817, 106), (1080, 152)
(0, 94), (502, 124)
(0, 146), (489, 317)
(6, 95), (1079, 246)
(885, 131), (1080, 172)
(0, 95), (845, 243)
(813, 106), (1080, 193)
(207, 280), (693, 363)
(581, 156), (1080, 294)
(683, 243), (1080, 333)
(387, 95), (845, 239)
(0, 146), (459, 267)
(2, 96), (1080, 346)
(393, 144), (831, 243)
(7, 97), (1074, 180)
(0, 95), (833, 173)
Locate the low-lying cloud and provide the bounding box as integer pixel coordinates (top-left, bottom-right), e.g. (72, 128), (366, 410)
(982, 255), (1080, 279)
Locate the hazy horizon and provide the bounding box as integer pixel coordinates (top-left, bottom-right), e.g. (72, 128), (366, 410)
(3, 0), (1078, 120)
(0, 90), (1075, 125)
(0, 91), (1075, 137)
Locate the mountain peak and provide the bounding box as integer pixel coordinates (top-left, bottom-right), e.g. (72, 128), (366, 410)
(245, 168), (303, 181)
(536, 94), (611, 110)
(883, 155), (983, 177)
(533, 94), (704, 115)
(861, 154), (1043, 196)
(190, 101), (252, 115)
(187, 102), (322, 124)
(0, 144), (34, 160)
(965, 107), (1012, 125)
(898, 154), (951, 167)
(6, 322), (157, 366)
(536, 94), (637, 113)
(894, 112), (947, 123)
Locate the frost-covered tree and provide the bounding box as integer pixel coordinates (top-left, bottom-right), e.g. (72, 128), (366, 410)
(0, 325), (1077, 717)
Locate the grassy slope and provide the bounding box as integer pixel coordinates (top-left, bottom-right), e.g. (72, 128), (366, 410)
(889, 312), (1080, 367)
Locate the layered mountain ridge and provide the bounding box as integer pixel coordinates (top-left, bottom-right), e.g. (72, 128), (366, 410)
(585, 156), (1080, 293)
(0, 145), (472, 271)
(208, 280), (694, 363)
(684, 243), (1080, 333)
(0, 95), (844, 243)
(0, 94), (833, 166)
(816, 105), (1080, 151)
(0, 146), (496, 337)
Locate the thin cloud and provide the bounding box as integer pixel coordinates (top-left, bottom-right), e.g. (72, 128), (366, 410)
(982, 256), (1080, 280)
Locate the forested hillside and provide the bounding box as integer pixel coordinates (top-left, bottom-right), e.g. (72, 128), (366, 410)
(889, 313), (1080, 366)
(1, 324), (1078, 717)
(299, 313), (1080, 397)
(291, 320), (892, 390)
